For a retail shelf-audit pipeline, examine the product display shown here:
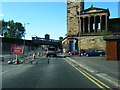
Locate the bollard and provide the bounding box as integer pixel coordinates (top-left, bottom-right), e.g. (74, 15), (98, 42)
(48, 59), (49, 64)
(31, 60), (33, 64)
(48, 56), (51, 64)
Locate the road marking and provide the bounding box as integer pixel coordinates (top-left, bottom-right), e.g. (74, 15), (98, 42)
(21, 65), (32, 70)
(66, 58), (116, 88)
(67, 58), (120, 87)
(82, 70), (112, 89)
(0, 70), (9, 74)
(64, 58), (113, 90)
(67, 57), (98, 73)
(17, 64), (24, 66)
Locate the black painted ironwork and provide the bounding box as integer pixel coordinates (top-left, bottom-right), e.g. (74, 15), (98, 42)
(32, 37), (59, 46)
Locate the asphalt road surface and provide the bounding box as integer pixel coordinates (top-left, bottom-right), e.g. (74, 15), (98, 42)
(1, 56), (117, 89)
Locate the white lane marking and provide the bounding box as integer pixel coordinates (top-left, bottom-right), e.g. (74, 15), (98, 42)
(17, 64), (23, 66)
(21, 65), (32, 70)
(0, 70), (9, 74)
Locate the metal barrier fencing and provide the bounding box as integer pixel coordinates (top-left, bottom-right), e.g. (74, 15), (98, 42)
(1, 47), (46, 63)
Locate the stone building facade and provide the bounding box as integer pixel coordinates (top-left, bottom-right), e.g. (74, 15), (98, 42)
(62, 1), (120, 53)
(79, 6), (110, 33)
(64, 1), (85, 53)
(67, 1), (84, 36)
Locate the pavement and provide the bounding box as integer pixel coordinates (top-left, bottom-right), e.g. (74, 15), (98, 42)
(65, 55), (120, 88)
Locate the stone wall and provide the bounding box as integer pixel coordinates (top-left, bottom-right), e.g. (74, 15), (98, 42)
(62, 36), (106, 53)
(78, 36), (106, 51)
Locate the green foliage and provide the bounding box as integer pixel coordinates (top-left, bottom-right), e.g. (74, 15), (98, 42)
(101, 30), (113, 36)
(2, 20), (25, 39)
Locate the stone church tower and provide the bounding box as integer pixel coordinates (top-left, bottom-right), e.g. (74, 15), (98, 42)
(67, 0), (84, 36)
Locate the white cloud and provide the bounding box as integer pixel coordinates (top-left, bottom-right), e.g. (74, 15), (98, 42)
(0, 13), (4, 17)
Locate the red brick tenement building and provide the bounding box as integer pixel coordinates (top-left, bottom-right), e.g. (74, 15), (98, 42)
(104, 37), (120, 61)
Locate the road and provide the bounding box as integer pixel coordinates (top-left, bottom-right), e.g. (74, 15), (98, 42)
(1, 55), (118, 89)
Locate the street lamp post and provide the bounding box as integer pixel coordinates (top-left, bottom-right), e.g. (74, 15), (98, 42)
(78, 2), (81, 56)
(23, 23), (30, 55)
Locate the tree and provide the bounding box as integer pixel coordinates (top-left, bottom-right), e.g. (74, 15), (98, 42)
(2, 20), (25, 39)
(1, 20), (7, 36)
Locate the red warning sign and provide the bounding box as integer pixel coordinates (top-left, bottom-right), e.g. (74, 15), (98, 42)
(11, 46), (24, 53)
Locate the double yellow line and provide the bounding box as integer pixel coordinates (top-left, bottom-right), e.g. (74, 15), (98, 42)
(64, 58), (113, 90)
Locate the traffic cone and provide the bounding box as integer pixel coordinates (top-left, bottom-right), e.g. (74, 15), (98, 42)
(15, 54), (19, 64)
(33, 53), (35, 59)
(16, 60), (19, 64)
(37, 52), (40, 56)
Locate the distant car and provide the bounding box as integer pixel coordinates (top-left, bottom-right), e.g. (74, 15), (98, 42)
(68, 50), (85, 55)
(46, 47), (57, 57)
(84, 50), (105, 57)
(44, 48), (48, 51)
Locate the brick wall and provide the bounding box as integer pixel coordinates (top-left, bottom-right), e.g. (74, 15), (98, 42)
(106, 41), (118, 60)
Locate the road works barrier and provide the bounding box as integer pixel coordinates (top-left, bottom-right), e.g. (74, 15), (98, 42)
(3, 49), (46, 64)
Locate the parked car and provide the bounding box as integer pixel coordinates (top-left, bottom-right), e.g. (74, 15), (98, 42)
(46, 47), (57, 57)
(84, 50), (105, 56)
(68, 49), (85, 55)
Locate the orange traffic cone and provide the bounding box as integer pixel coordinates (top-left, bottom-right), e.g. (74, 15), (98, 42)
(33, 53), (35, 59)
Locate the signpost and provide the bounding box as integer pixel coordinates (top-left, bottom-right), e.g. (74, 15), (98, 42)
(11, 46), (24, 64)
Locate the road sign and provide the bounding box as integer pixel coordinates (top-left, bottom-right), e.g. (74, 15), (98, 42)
(11, 46), (24, 53)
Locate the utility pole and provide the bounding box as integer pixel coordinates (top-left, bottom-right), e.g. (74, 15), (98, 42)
(23, 23), (30, 55)
(78, 2), (81, 56)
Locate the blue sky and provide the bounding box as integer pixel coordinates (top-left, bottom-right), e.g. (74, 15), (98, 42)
(1, 1), (119, 40)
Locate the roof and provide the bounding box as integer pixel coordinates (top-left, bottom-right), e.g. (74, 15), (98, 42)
(81, 5), (110, 15)
(109, 18), (120, 22)
(104, 36), (120, 41)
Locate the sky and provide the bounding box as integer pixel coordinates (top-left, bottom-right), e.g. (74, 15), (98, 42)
(1, 0), (119, 40)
